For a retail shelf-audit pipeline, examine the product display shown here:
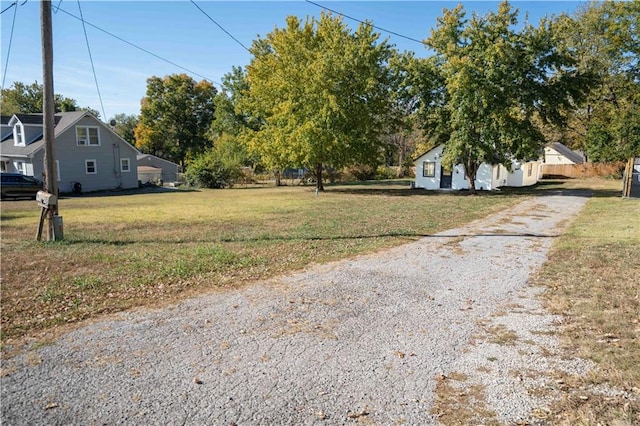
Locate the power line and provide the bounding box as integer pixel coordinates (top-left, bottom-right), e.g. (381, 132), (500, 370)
(1, 0), (19, 89)
(304, 0), (427, 46)
(0, 2), (17, 15)
(190, 0), (251, 53)
(77, 0), (106, 119)
(53, 6), (221, 88)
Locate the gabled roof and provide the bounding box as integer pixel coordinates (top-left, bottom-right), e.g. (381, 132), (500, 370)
(0, 111), (135, 157)
(0, 115), (11, 125)
(548, 142), (584, 164)
(413, 144), (442, 161)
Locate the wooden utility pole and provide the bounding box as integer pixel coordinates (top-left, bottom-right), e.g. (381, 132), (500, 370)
(39, 0), (63, 241)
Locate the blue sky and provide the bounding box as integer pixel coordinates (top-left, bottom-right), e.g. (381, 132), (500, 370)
(1, 1), (584, 122)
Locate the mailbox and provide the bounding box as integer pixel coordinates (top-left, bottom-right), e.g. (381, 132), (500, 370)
(36, 191), (58, 208)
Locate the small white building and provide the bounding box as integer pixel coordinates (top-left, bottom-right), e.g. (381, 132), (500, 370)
(414, 145), (540, 191)
(544, 142), (584, 165)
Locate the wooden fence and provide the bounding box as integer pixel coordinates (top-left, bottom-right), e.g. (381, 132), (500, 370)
(540, 162), (625, 178)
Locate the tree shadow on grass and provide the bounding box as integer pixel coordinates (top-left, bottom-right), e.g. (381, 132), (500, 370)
(57, 230), (560, 247)
(328, 179), (621, 199)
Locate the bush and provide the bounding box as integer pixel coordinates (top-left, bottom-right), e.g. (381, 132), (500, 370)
(184, 150), (240, 189)
(344, 164), (377, 181)
(375, 166), (397, 180)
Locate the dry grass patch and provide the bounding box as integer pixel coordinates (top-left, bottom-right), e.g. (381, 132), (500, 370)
(534, 178), (640, 423)
(1, 182), (524, 348)
(431, 372), (498, 425)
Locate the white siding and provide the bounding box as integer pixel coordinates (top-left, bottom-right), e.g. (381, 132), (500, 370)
(415, 145), (539, 190)
(544, 147), (576, 165)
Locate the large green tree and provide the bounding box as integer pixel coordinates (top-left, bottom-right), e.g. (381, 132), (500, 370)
(240, 13), (395, 190)
(553, 1), (639, 161)
(1, 81), (80, 115)
(422, 1), (588, 193)
(134, 74), (217, 167)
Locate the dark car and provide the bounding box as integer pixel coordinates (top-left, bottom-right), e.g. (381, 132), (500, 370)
(1, 172), (44, 199)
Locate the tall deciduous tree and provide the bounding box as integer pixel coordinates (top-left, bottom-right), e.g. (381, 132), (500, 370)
(240, 13), (394, 190)
(1, 81), (80, 115)
(134, 74), (217, 167)
(422, 1), (588, 193)
(553, 1), (639, 161)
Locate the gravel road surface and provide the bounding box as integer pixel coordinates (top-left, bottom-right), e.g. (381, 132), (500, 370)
(1, 192), (590, 425)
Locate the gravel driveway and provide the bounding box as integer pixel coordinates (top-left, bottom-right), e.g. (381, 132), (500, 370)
(1, 192), (590, 425)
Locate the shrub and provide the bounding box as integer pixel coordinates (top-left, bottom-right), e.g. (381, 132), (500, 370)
(184, 150), (240, 189)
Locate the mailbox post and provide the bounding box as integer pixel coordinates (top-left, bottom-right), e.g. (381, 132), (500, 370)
(36, 191), (63, 241)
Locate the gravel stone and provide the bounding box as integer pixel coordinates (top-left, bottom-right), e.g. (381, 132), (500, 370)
(1, 192), (594, 424)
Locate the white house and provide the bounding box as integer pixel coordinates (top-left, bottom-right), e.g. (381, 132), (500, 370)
(414, 145), (541, 191)
(0, 111), (140, 193)
(543, 142), (585, 165)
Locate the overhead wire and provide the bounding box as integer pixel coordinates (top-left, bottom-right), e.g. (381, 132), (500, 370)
(1, 0), (19, 89)
(1, 1), (17, 15)
(53, 5), (221, 88)
(77, 0), (106, 119)
(190, 0), (251, 53)
(304, 0), (427, 46)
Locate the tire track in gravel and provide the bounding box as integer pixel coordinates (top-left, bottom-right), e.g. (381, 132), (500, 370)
(1, 191), (590, 425)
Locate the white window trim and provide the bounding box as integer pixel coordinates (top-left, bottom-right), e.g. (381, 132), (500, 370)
(120, 158), (131, 173)
(13, 123), (25, 146)
(76, 125), (100, 146)
(85, 159), (97, 175)
(422, 161), (436, 178)
(15, 161), (24, 174)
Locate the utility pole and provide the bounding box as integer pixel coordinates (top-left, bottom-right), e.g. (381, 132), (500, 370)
(38, 0), (63, 241)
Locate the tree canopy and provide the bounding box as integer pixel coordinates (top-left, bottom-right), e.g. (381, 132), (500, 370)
(418, 1), (589, 192)
(134, 73), (217, 167)
(1, 81), (80, 115)
(110, 113), (139, 146)
(239, 13), (395, 190)
(553, 1), (639, 161)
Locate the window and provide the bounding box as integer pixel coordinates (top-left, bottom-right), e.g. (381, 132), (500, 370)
(423, 161), (436, 177)
(120, 158), (130, 173)
(496, 166), (501, 179)
(527, 163), (533, 177)
(76, 126), (100, 146)
(85, 159), (97, 174)
(13, 123), (25, 146)
(15, 161), (24, 174)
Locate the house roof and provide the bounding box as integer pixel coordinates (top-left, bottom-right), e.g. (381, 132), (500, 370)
(548, 142), (584, 164)
(0, 111), (137, 158)
(412, 144), (441, 162)
(0, 115), (11, 125)
(136, 153), (179, 166)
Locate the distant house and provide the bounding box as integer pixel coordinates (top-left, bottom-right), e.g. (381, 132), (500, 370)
(544, 142), (585, 165)
(414, 144), (540, 191)
(136, 153), (180, 183)
(0, 111), (139, 193)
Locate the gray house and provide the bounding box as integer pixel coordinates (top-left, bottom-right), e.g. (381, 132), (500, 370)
(0, 111), (139, 193)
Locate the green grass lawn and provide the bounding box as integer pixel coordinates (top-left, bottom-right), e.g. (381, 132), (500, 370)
(534, 180), (640, 424)
(1, 181), (524, 342)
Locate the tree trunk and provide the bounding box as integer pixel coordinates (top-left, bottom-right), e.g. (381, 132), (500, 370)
(465, 160), (478, 195)
(274, 170), (282, 186)
(315, 163), (324, 191)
